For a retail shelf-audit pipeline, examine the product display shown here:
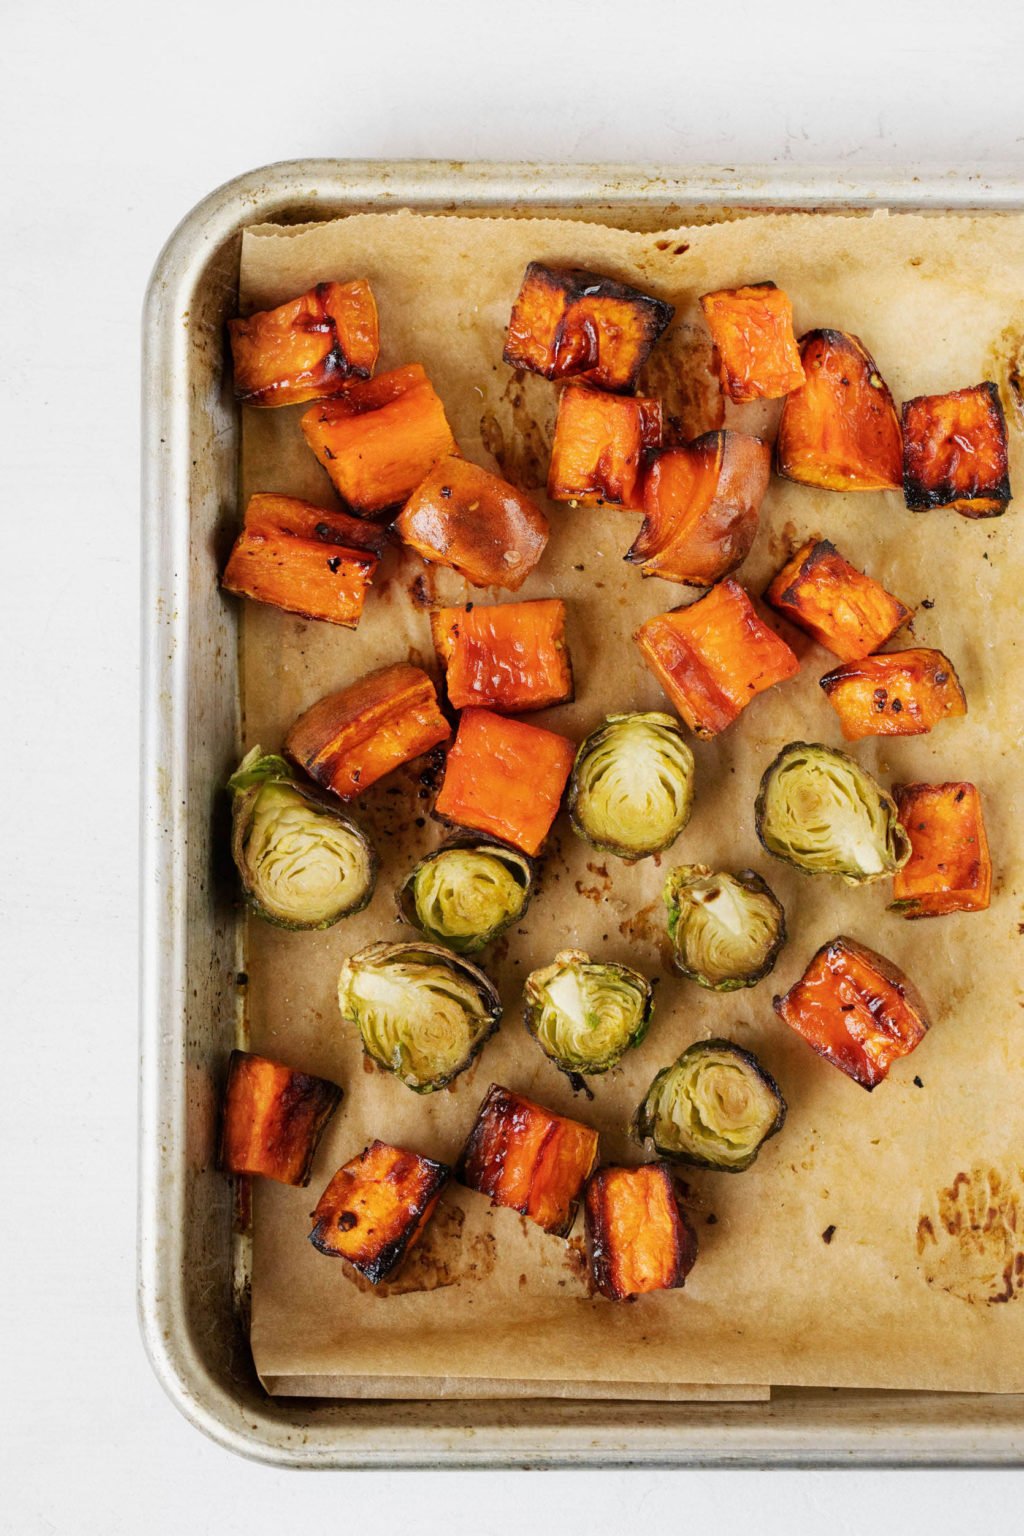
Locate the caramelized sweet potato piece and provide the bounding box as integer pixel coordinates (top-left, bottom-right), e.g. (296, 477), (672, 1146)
(776, 330), (902, 491)
(699, 282), (805, 403)
(891, 782), (991, 918)
(220, 1050), (342, 1186)
(284, 662), (450, 800)
(301, 364), (457, 516)
(773, 937), (931, 1090)
(635, 579), (799, 739)
(503, 262), (674, 392)
(820, 648), (966, 740)
(433, 708), (575, 855)
(585, 1163), (698, 1301)
(457, 1084), (599, 1236)
(309, 1140), (450, 1283)
(903, 382), (1012, 517)
(395, 457), (549, 591)
(627, 431), (770, 586)
(430, 599), (573, 712)
(228, 280), (378, 407)
(765, 539), (911, 661)
(547, 385), (662, 509)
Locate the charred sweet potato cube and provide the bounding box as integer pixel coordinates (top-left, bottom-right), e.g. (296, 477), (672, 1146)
(395, 457), (549, 591)
(309, 1140), (450, 1283)
(503, 262), (674, 393)
(773, 937), (931, 1090)
(699, 282), (805, 403)
(585, 1163), (698, 1301)
(766, 539), (911, 661)
(635, 579), (799, 739)
(776, 330), (903, 491)
(457, 1084), (599, 1236)
(228, 280), (379, 407)
(430, 599), (573, 713)
(820, 648), (967, 740)
(627, 431), (771, 587)
(547, 386), (662, 510)
(902, 382), (1012, 517)
(284, 662), (451, 800)
(220, 1050), (342, 1186)
(301, 364), (457, 516)
(891, 782), (991, 918)
(433, 708), (575, 855)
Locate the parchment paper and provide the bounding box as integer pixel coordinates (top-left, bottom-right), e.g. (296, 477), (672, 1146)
(238, 206), (1024, 1397)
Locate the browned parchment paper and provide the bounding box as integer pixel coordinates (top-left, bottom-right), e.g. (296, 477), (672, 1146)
(237, 206), (1024, 1397)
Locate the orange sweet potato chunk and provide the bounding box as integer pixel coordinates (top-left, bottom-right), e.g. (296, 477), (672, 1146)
(430, 599), (573, 712)
(309, 1140), (450, 1283)
(433, 708), (575, 855)
(457, 1084), (599, 1236)
(765, 539), (911, 661)
(819, 648), (966, 740)
(891, 782), (991, 918)
(284, 662), (451, 800)
(699, 282), (805, 403)
(547, 385), (662, 509)
(228, 280), (379, 407)
(776, 330), (902, 491)
(395, 456), (549, 591)
(220, 1050), (342, 1186)
(902, 382), (1012, 517)
(585, 1164), (698, 1301)
(635, 579), (799, 739)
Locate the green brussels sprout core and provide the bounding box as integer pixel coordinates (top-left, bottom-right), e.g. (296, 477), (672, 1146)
(400, 843), (532, 953)
(524, 949), (653, 1076)
(635, 1040), (786, 1172)
(569, 712), (695, 860)
(664, 865), (786, 990)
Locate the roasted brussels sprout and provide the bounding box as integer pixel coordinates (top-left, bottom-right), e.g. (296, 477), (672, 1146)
(524, 949), (654, 1076)
(634, 1040), (786, 1172)
(398, 839), (533, 953)
(664, 865), (786, 991)
(227, 747), (377, 929)
(337, 941), (501, 1093)
(568, 711), (695, 861)
(755, 741), (910, 884)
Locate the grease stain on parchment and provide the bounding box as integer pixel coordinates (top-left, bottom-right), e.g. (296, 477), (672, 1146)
(480, 371), (554, 492)
(341, 1202), (497, 1297)
(636, 320), (724, 443)
(916, 1165), (1024, 1305)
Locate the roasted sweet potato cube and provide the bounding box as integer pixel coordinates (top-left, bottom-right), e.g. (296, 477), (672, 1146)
(220, 1050), (342, 1186)
(430, 598), (573, 713)
(284, 662), (451, 800)
(820, 648), (967, 740)
(585, 1163), (698, 1301)
(309, 1140), (450, 1283)
(503, 262), (674, 393)
(699, 282), (805, 403)
(222, 494), (383, 628)
(301, 364), (457, 516)
(891, 782), (991, 918)
(765, 539), (911, 661)
(228, 280), (379, 407)
(776, 330), (903, 491)
(902, 382), (1012, 517)
(635, 579), (799, 739)
(773, 937), (931, 1090)
(433, 708), (575, 855)
(547, 386), (662, 510)
(457, 1084), (599, 1236)
(395, 457), (549, 591)
(627, 431), (771, 586)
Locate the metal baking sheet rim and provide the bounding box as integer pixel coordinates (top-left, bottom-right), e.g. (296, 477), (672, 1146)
(139, 157), (1024, 1468)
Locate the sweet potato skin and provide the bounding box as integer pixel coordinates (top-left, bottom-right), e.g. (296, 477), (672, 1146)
(222, 494), (382, 628)
(284, 662), (451, 800)
(891, 782), (991, 917)
(773, 937), (931, 1090)
(228, 280), (379, 407)
(820, 648), (966, 740)
(220, 1050), (342, 1186)
(457, 1084), (599, 1236)
(902, 382), (1012, 517)
(395, 456), (549, 591)
(776, 330), (903, 491)
(700, 282), (805, 403)
(433, 708), (575, 855)
(547, 386), (662, 509)
(309, 1140), (450, 1283)
(585, 1164), (698, 1301)
(765, 539), (911, 661)
(430, 599), (573, 713)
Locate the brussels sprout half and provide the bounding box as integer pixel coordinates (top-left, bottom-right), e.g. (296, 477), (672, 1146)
(568, 711), (695, 861)
(664, 865), (786, 991)
(397, 839), (533, 954)
(755, 741), (910, 884)
(524, 949), (654, 1077)
(634, 1039), (786, 1172)
(337, 941), (502, 1093)
(227, 747), (377, 929)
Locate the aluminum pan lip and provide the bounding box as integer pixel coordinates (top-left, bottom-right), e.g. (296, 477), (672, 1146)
(139, 159), (1024, 1467)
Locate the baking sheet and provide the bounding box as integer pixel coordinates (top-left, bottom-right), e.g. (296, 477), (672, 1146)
(237, 206), (1024, 1396)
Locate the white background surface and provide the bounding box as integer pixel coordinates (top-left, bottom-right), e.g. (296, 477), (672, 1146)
(1, 1), (1021, 1529)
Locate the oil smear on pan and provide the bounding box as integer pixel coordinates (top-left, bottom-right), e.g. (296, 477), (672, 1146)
(339, 1201), (497, 1297)
(916, 1165), (1024, 1305)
